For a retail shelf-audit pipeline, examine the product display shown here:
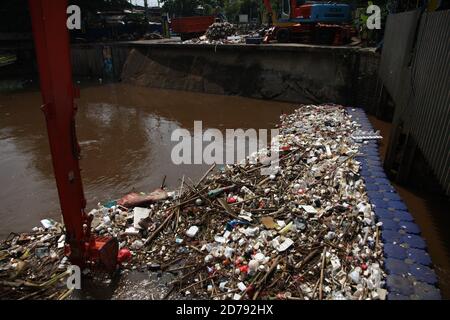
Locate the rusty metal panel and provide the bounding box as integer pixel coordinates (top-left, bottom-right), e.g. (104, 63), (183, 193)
(407, 10), (450, 195)
(378, 10), (420, 103)
(381, 10), (450, 195)
(382, 10), (450, 195)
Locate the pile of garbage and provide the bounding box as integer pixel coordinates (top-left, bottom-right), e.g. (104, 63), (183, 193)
(183, 22), (245, 45)
(0, 104), (387, 300)
(182, 25), (267, 45)
(205, 22), (236, 41)
(0, 220), (71, 300)
(178, 21), (274, 45)
(99, 104), (387, 300)
(140, 32), (164, 41)
(183, 35), (245, 45)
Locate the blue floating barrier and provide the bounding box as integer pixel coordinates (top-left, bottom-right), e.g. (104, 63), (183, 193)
(386, 275), (414, 296)
(409, 265), (438, 285)
(350, 109), (440, 298)
(371, 171), (388, 179)
(381, 230), (402, 243)
(364, 177), (377, 184)
(360, 144), (378, 149)
(382, 192), (402, 201)
(377, 183), (394, 191)
(384, 243), (407, 260)
(402, 234), (427, 249)
(364, 151), (380, 157)
(382, 219), (400, 231)
(367, 161), (382, 167)
(387, 292), (410, 300)
(378, 215), (397, 224)
(385, 258), (410, 275)
(360, 167), (371, 172)
(399, 221), (421, 235)
(374, 208), (395, 220)
(393, 211), (414, 222)
(374, 178), (391, 185)
(367, 191), (384, 199)
(366, 184), (382, 191)
(360, 145), (378, 151)
(388, 201), (408, 211)
(413, 282), (441, 300)
(407, 248), (432, 266)
(372, 198), (389, 208)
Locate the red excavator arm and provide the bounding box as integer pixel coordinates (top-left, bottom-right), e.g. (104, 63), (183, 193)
(28, 0), (118, 273)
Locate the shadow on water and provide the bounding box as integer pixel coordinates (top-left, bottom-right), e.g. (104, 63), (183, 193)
(72, 270), (178, 300)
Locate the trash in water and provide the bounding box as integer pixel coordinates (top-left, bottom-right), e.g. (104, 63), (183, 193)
(0, 104), (387, 300)
(186, 226), (199, 238)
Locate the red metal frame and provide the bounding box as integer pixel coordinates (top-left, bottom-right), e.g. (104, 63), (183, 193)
(28, 0), (117, 272)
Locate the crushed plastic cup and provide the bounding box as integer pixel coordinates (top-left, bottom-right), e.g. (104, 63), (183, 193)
(186, 226), (199, 238)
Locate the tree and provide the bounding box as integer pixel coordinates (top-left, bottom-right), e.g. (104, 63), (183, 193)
(0, 0), (134, 32)
(161, 0), (225, 17)
(223, 0), (241, 22)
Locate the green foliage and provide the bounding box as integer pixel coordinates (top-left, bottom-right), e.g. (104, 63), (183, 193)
(69, 0), (132, 13)
(223, 0), (242, 21)
(160, 0), (261, 22)
(161, 0), (224, 17)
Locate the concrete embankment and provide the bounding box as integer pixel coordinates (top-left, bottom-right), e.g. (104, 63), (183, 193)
(69, 42), (379, 109)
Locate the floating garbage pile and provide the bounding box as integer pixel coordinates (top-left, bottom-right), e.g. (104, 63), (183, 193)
(105, 104), (386, 300)
(0, 220), (71, 300)
(0, 104), (387, 300)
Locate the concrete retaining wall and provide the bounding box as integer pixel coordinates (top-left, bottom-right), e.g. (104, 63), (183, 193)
(6, 42), (379, 109)
(9, 42), (379, 109)
(119, 43), (379, 108)
(71, 43), (131, 80)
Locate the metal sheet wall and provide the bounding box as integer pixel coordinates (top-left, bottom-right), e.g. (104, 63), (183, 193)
(380, 10), (450, 195)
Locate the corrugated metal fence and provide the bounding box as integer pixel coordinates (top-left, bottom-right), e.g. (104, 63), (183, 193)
(380, 9), (450, 195)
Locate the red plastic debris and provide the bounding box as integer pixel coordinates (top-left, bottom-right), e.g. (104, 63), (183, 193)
(239, 265), (249, 273)
(227, 197), (237, 204)
(235, 257), (244, 266)
(117, 248), (132, 263)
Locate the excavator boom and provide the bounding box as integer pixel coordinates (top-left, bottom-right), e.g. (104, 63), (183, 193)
(28, 0), (118, 272)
